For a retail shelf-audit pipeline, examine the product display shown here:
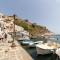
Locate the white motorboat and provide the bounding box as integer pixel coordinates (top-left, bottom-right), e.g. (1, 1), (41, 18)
(21, 40), (34, 45)
(36, 39), (60, 55)
(56, 48), (60, 57)
(34, 41), (43, 44)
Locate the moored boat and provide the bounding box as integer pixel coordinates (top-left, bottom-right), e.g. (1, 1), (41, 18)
(36, 43), (55, 55)
(36, 36), (60, 55)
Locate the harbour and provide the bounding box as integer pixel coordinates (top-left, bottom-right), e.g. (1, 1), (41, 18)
(20, 44), (60, 60)
(18, 36), (60, 60)
(23, 46), (58, 60)
(0, 7), (59, 60)
(0, 0), (60, 60)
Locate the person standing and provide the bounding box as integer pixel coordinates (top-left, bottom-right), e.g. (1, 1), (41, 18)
(2, 32), (7, 42)
(4, 33), (7, 41)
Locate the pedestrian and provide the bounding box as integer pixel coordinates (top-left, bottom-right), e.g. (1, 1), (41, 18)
(5, 33), (7, 40)
(3, 33), (7, 42)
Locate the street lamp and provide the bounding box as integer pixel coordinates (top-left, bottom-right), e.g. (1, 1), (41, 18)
(11, 14), (16, 47)
(13, 14), (16, 42)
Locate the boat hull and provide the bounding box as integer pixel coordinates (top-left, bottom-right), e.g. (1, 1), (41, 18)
(36, 47), (53, 55)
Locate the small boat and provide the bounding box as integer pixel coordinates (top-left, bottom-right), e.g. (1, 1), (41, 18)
(36, 37), (60, 55)
(21, 40), (34, 45)
(56, 48), (60, 58)
(34, 41), (43, 44)
(55, 47), (60, 59)
(28, 41), (43, 48)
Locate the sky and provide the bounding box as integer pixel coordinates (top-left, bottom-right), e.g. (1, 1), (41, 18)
(0, 0), (60, 34)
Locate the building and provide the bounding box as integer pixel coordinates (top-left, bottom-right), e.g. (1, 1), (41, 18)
(0, 13), (30, 40)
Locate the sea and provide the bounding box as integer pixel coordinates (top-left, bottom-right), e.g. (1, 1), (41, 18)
(24, 47), (58, 60)
(18, 35), (60, 60)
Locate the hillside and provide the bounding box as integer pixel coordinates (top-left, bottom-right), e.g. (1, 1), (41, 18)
(14, 16), (50, 38)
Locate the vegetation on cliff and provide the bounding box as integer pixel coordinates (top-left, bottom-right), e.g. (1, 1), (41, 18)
(14, 16), (49, 37)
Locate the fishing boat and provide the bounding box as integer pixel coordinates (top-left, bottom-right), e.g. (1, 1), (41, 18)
(36, 37), (60, 55)
(21, 40), (33, 45)
(36, 43), (55, 55)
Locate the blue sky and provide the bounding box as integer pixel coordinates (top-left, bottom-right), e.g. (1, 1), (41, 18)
(0, 0), (60, 34)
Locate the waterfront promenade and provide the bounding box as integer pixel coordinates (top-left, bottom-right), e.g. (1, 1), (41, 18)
(0, 41), (33, 60)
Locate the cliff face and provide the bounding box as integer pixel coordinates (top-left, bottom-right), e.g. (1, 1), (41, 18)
(14, 17), (50, 37)
(0, 13), (50, 38)
(0, 12), (53, 38)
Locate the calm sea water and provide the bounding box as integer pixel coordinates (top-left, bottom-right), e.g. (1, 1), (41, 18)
(49, 35), (60, 43)
(18, 35), (60, 60)
(24, 47), (59, 60)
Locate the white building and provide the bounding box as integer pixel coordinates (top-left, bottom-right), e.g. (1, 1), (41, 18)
(0, 13), (30, 40)
(15, 25), (24, 32)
